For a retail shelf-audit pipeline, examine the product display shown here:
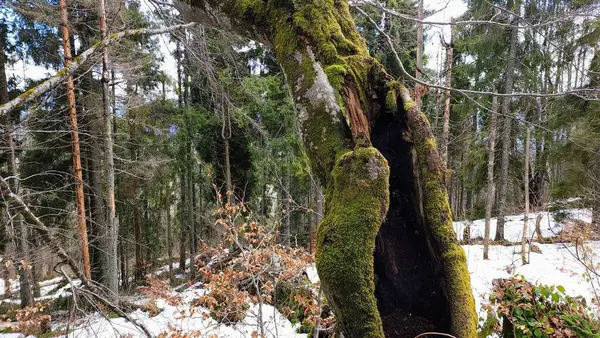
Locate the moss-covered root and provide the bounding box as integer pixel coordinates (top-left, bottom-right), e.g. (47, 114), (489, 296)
(315, 146), (390, 338)
(395, 84), (477, 338)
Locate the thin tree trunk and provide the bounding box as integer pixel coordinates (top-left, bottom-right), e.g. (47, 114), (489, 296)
(133, 179), (143, 281)
(1, 25), (33, 306)
(594, 152), (600, 225)
(98, 0), (118, 294)
(521, 126), (531, 265)
(166, 186), (173, 280)
(7, 125), (34, 308)
(484, 95), (498, 260)
(414, 0), (424, 109)
(60, 0), (91, 280)
(187, 165), (195, 280)
(495, 16), (519, 242)
(223, 137), (233, 203)
(282, 168), (291, 247)
(440, 27), (454, 168)
(0, 23), (13, 296)
(179, 174), (187, 272)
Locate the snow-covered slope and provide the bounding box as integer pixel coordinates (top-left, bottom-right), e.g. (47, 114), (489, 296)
(453, 208), (591, 242)
(1, 208), (598, 337)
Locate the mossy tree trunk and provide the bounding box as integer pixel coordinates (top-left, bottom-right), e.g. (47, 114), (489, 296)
(178, 1), (476, 336)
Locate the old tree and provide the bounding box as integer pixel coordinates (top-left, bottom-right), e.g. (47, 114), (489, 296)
(177, 1), (476, 337)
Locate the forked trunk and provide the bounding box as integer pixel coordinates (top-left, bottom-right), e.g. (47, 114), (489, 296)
(178, 1), (477, 336)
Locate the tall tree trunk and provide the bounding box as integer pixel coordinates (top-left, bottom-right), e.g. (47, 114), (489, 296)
(178, 2), (476, 336)
(0, 23), (13, 296)
(594, 153), (600, 225)
(179, 174), (187, 272)
(414, 0), (424, 109)
(495, 15), (519, 242)
(521, 126), (530, 265)
(282, 167), (291, 247)
(187, 165), (195, 280)
(1, 24), (33, 307)
(98, 0), (118, 294)
(6, 121), (33, 308)
(440, 27), (454, 168)
(60, 0), (91, 280)
(484, 95), (498, 260)
(133, 182), (143, 281)
(166, 186), (173, 280)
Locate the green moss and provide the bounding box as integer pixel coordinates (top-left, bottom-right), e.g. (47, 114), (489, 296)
(397, 83), (477, 337)
(385, 88), (397, 111)
(315, 146), (389, 338)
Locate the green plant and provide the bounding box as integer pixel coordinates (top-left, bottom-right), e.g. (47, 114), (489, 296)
(479, 277), (600, 338)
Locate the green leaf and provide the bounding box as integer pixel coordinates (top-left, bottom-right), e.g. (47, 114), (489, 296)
(557, 285), (565, 293)
(534, 328), (542, 337)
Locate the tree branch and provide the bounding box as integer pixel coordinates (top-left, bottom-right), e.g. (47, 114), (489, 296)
(0, 175), (153, 337)
(0, 22), (197, 118)
(354, 6), (600, 100)
(352, 0), (600, 29)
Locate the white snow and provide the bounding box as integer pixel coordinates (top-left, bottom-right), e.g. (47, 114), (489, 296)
(453, 209), (592, 242)
(2, 207), (599, 337)
(58, 285), (307, 338)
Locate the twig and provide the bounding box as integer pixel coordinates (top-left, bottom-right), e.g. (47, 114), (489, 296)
(414, 332), (458, 338)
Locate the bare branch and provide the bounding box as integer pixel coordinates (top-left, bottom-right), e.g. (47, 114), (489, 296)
(354, 6), (600, 100)
(0, 22), (197, 118)
(352, 0), (600, 29)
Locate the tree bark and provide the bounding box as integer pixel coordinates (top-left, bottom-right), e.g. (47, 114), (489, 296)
(98, 0), (119, 295)
(484, 94), (498, 260)
(60, 0), (91, 280)
(282, 167), (291, 247)
(521, 126), (530, 265)
(495, 15), (519, 242)
(440, 27), (454, 168)
(594, 153), (600, 225)
(0, 23), (13, 297)
(179, 174), (187, 272)
(178, 2), (477, 336)
(414, 0), (424, 109)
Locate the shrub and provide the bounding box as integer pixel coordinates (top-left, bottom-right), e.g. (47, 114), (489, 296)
(479, 277), (600, 338)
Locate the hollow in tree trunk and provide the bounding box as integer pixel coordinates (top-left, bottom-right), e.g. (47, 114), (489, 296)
(178, 1), (477, 336)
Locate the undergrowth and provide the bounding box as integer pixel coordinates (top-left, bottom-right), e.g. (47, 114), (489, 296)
(479, 277), (600, 338)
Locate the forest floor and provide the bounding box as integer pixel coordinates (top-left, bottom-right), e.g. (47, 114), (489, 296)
(1, 207), (598, 337)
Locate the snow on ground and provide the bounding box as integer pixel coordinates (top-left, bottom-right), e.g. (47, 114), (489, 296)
(453, 208), (592, 242)
(58, 283), (307, 338)
(1, 208), (599, 337)
(464, 242), (600, 319)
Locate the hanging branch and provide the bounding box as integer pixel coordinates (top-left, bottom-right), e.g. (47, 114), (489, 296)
(0, 22), (197, 117)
